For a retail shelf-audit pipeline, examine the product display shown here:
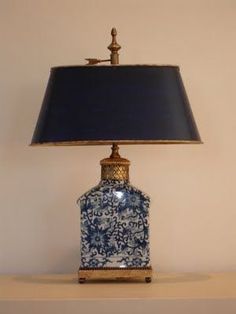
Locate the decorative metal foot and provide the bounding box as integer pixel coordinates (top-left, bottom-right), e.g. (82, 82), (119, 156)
(78, 267), (152, 283)
(78, 277), (86, 284)
(145, 277), (152, 283)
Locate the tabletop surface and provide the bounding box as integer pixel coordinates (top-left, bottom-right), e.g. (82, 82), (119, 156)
(0, 272), (236, 300)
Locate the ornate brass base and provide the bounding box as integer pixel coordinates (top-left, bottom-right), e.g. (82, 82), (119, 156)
(78, 267), (152, 283)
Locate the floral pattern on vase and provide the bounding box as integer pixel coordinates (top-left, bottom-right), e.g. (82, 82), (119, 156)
(78, 180), (150, 268)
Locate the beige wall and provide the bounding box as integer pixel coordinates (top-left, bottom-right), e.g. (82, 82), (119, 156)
(0, 0), (236, 274)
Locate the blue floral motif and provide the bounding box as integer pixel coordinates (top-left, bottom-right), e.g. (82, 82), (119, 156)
(85, 226), (109, 254)
(78, 180), (150, 268)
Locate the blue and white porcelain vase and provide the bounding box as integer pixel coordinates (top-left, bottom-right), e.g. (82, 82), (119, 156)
(78, 144), (152, 282)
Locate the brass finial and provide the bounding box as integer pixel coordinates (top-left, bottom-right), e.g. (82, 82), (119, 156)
(107, 28), (121, 65)
(85, 28), (121, 65)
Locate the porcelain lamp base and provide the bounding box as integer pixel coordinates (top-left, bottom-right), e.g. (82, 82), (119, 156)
(78, 145), (152, 283)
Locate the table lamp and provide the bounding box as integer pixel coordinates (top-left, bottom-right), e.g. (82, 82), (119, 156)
(31, 28), (201, 283)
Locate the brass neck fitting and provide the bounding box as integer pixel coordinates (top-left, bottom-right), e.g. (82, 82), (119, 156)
(100, 144), (130, 181)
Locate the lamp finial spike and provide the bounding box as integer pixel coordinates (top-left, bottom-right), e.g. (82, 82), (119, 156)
(111, 27), (117, 36)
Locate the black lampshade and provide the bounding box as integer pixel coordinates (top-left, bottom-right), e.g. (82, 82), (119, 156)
(31, 65), (201, 145)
